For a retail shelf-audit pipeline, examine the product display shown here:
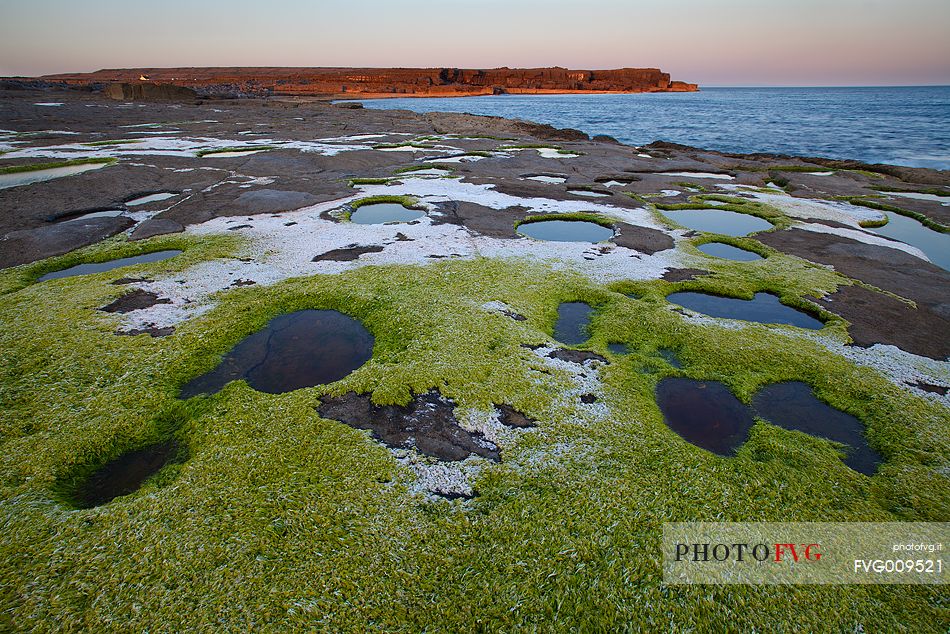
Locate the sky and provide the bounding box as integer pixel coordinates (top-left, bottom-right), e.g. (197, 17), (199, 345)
(0, 0), (948, 86)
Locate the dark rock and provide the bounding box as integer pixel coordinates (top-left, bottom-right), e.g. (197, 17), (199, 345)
(317, 391), (499, 462)
(548, 349), (608, 364)
(0, 216), (133, 269)
(496, 404), (537, 428)
(99, 290), (171, 314)
(612, 223), (675, 254)
(312, 245), (385, 262)
(661, 268), (711, 283)
(130, 218), (184, 241)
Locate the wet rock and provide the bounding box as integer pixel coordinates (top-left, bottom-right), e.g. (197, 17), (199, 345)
(819, 285), (950, 359)
(0, 216), (134, 268)
(312, 245), (385, 262)
(580, 394), (598, 404)
(99, 290), (171, 313)
(230, 279), (256, 287)
(130, 218), (185, 241)
(317, 391), (499, 462)
(232, 189), (320, 214)
(227, 224), (253, 231)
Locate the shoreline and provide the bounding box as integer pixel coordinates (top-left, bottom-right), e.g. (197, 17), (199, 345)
(0, 85), (948, 632)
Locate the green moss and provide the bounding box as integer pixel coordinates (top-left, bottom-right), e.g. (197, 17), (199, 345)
(0, 231), (947, 630)
(516, 212), (615, 231)
(82, 139), (144, 147)
(672, 181), (708, 192)
(0, 252), (946, 630)
(195, 145), (277, 157)
(348, 177), (392, 186)
(349, 195), (419, 211)
(393, 163), (454, 174)
(0, 157), (116, 175)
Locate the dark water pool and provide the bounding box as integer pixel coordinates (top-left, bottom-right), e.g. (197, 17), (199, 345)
(752, 382), (881, 475)
(667, 291), (823, 329)
(38, 250), (183, 281)
(655, 377), (755, 456)
(697, 242), (764, 261)
(74, 440), (180, 508)
(553, 302), (593, 345)
(180, 310), (374, 397)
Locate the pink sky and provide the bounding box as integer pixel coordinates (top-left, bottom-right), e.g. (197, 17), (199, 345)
(1, 0), (948, 85)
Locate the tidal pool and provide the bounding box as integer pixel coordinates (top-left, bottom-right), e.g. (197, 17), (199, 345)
(751, 382), (881, 475)
(661, 209), (773, 237)
(656, 171), (735, 180)
(201, 149), (264, 158)
(524, 175), (566, 184)
(73, 440), (181, 508)
(0, 162), (109, 189)
(554, 302), (594, 345)
(658, 348), (683, 368)
(59, 209), (126, 223)
(655, 378), (755, 455)
(38, 250), (183, 281)
(697, 242), (764, 261)
(180, 310), (374, 397)
(865, 212), (950, 272)
(126, 192), (178, 206)
(667, 291), (824, 330)
(517, 219), (613, 243)
(568, 189), (611, 198)
(886, 191), (950, 206)
(350, 203), (424, 224)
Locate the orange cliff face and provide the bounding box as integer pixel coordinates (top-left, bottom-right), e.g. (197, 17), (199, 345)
(42, 67), (699, 98)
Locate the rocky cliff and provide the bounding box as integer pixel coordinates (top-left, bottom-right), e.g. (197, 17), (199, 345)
(44, 67), (698, 98)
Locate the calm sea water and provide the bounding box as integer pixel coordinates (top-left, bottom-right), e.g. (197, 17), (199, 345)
(358, 87), (950, 169)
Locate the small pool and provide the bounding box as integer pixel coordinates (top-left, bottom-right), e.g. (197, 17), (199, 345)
(39, 250), (183, 281)
(180, 310), (374, 397)
(655, 378), (755, 456)
(568, 189), (611, 198)
(865, 212), (950, 272)
(752, 382), (881, 475)
(524, 175), (566, 184)
(553, 302), (593, 346)
(661, 209), (773, 237)
(126, 192), (178, 206)
(517, 219), (613, 243)
(0, 162), (110, 189)
(697, 242), (764, 261)
(668, 291), (823, 329)
(350, 203), (424, 224)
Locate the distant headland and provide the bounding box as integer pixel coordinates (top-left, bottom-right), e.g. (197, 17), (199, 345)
(40, 67), (699, 99)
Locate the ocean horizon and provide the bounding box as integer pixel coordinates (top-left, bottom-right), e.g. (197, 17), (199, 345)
(359, 85), (950, 170)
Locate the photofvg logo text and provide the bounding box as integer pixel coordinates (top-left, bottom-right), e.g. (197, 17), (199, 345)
(662, 522), (947, 585)
(675, 542), (821, 563)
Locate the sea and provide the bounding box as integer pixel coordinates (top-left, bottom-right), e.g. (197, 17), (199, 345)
(357, 86), (950, 170)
